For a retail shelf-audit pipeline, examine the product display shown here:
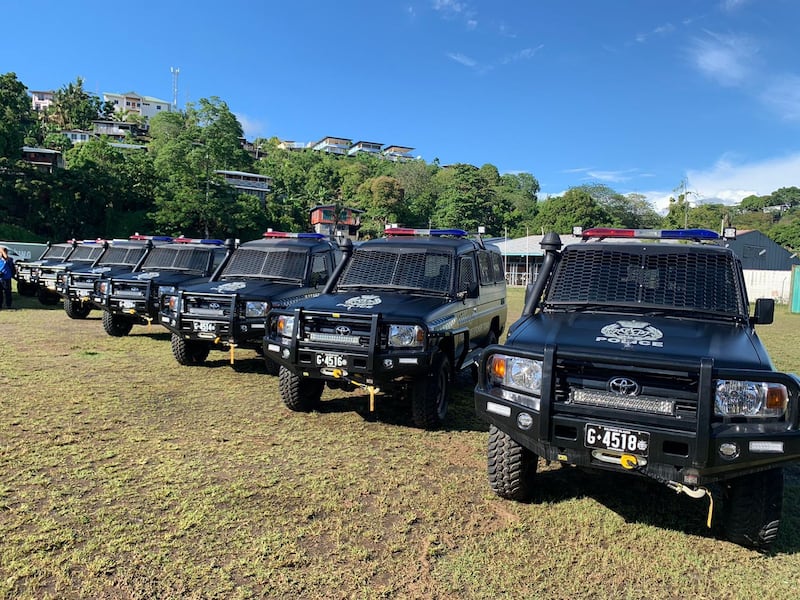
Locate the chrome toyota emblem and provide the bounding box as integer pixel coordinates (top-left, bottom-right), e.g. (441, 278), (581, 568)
(335, 325), (352, 336)
(209, 302), (221, 310)
(607, 377), (640, 396)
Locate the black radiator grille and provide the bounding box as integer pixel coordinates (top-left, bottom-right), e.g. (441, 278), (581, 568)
(554, 357), (700, 425)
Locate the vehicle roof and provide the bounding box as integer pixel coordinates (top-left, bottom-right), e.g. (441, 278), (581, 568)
(573, 240), (735, 256)
(360, 235), (490, 254)
(239, 237), (337, 251)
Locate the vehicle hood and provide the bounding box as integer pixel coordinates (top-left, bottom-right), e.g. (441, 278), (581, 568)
(179, 278), (311, 302)
(507, 311), (772, 370)
(291, 290), (452, 320)
(114, 271), (211, 286)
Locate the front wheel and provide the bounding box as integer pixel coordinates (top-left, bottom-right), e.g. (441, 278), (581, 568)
(279, 366), (324, 411)
(720, 468), (783, 549)
(487, 425), (538, 501)
(64, 297), (92, 319)
(102, 310), (134, 337)
(411, 352), (450, 429)
(170, 333), (211, 366)
(37, 289), (60, 306)
(16, 280), (37, 296)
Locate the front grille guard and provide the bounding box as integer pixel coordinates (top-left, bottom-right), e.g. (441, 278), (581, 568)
(178, 291), (237, 328)
(287, 308), (381, 373)
(484, 344), (800, 469)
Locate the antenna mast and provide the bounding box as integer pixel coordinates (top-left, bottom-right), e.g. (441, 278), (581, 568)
(170, 67), (180, 110)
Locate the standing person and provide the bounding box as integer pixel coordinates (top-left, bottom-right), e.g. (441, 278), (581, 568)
(0, 246), (14, 309)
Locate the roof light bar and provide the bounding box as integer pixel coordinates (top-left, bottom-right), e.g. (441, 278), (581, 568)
(173, 237), (225, 245)
(263, 231), (325, 239)
(385, 227), (468, 237)
(581, 227), (720, 241)
(129, 234), (174, 242)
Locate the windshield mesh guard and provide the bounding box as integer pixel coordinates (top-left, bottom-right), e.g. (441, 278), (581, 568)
(340, 248), (452, 292)
(547, 246), (745, 315)
(142, 247), (210, 271)
(221, 248), (307, 280)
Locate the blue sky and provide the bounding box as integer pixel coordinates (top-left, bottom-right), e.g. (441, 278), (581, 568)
(3, 0), (800, 212)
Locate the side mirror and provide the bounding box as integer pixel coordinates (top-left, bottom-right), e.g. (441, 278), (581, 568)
(523, 282), (536, 306)
(751, 298), (774, 325)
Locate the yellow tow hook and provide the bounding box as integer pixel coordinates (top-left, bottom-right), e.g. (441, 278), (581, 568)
(621, 453), (714, 528)
(144, 315), (152, 331)
(331, 369), (380, 412)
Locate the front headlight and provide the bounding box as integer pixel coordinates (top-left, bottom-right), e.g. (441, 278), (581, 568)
(715, 380), (788, 417)
(158, 285), (177, 298)
(388, 324), (424, 348)
(488, 354), (543, 395)
(245, 301), (270, 318)
(277, 315), (295, 338)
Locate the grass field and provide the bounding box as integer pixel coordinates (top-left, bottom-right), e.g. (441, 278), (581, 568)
(2, 286), (800, 599)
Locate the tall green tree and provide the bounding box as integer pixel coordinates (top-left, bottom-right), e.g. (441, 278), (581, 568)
(0, 72), (34, 159)
(532, 188), (611, 234)
(46, 77), (102, 131)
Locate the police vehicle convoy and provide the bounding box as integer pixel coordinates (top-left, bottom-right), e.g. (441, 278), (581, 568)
(159, 231), (343, 368)
(14, 241), (77, 298)
(35, 239), (109, 306)
(474, 227), (800, 549)
(57, 235), (173, 319)
(264, 227), (507, 429)
(96, 237), (234, 337)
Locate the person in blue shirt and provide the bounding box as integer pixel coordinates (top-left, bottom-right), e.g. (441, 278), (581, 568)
(0, 246), (15, 309)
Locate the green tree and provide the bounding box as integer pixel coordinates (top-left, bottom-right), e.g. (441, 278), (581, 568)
(532, 188), (611, 234)
(0, 72), (34, 160)
(46, 77), (102, 131)
(432, 163), (507, 236)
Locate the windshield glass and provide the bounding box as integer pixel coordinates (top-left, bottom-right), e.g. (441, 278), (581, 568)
(546, 246), (746, 316)
(339, 247), (453, 293)
(221, 248), (307, 281)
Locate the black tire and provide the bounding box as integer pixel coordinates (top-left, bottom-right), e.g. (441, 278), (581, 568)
(279, 366), (324, 411)
(487, 425), (538, 501)
(170, 333), (211, 366)
(16, 280), (37, 296)
(102, 310), (134, 337)
(411, 352), (451, 429)
(720, 468), (783, 549)
(37, 288), (60, 306)
(264, 356), (280, 375)
(64, 297), (92, 319)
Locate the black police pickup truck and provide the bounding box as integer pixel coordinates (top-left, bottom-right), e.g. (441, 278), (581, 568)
(36, 239), (109, 306)
(96, 237), (234, 337)
(474, 227), (800, 549)
(15, 241), (76, 299)
(159, 231), (342, 368)
(265, 227), (507, 429)
(57, 235), (172, 319)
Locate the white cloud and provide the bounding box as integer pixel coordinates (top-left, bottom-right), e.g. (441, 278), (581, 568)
(688, 31), (757, 86)
(686, 153), (800, 203)
(447, 52), (478, 68)
(235, 113), (267, 139)
(760, 75), (800, 121)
